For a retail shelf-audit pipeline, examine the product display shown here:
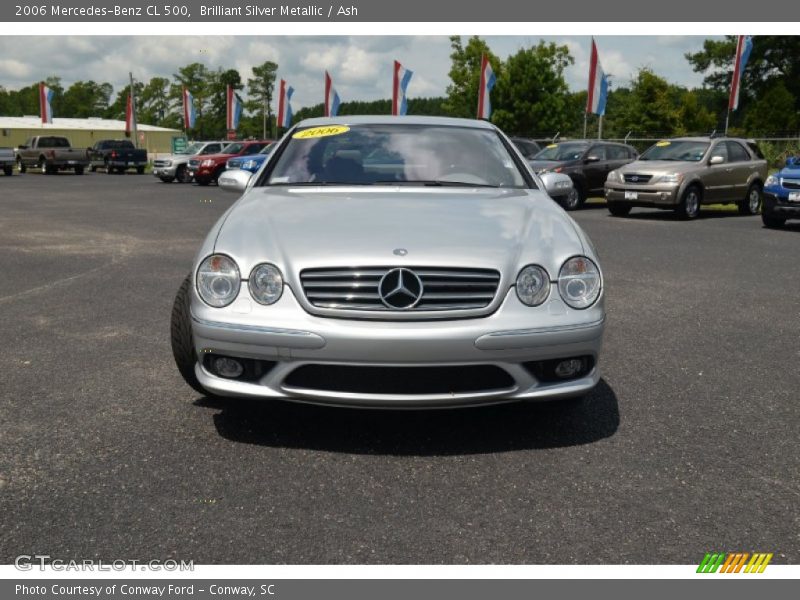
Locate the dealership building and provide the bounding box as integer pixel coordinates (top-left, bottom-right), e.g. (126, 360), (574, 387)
(0, 116), (182, 155)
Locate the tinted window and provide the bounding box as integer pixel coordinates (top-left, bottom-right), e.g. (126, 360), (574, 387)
(605, 145), (629, 160)
(588, 146), (607, 160)
(267, 124), (529, 188)
(747, 142), (764, 159)
(204, 144), (222, 154)
(39, 137), (70, 148)
(726, 141), (750, 162)
(710, 143), (728, 162)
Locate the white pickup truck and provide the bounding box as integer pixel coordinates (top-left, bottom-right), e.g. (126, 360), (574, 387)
(16, 136), (90, 175)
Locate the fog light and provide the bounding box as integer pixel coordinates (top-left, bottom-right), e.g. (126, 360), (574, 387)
(214, 356), (244, 379)
(554, 358), (585, 379)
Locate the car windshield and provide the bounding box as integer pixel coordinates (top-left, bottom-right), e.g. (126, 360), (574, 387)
(533, 143), (588, 161)
(266, 124), (528, 188)
(640, 141), (709, 162)
(259, 143), (275, 155)
(222, 142), (245, 154)
(183, 143), (206, 155)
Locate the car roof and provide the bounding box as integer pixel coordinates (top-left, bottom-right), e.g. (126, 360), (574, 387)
(667, 136), (750, 143)
(295, 115), (497, 130)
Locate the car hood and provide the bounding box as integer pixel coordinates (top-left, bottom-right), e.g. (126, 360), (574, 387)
(195, 152), (236, 162)
(618, 160), (701, 174)
(776, 166), (800, 179)
(212, 186), (586, 281)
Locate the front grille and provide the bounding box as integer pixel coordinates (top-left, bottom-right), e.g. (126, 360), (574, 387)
(283, 364), (515, 395)
(153, 159), (170, 168)
(781, 178), (800, 190)
(300, 266), (501, 312)
(623, 173), (653, 184)
(188, 159), (200, 168)
(227, 159), (241, 168)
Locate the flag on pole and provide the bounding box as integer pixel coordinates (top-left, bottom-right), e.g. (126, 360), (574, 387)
(477, 54), (497, 120)
(729, 35), (754, 111)
(226, 85), (243, 131)
(182, 87), (196, 129)
(391, 60), (413, 116)
(277, 79), (294, 128)
(324, 71), (341, 117)
(39, 83), (54, 124)
(125, 93), (136, 136)
(586, 38), (609, 116)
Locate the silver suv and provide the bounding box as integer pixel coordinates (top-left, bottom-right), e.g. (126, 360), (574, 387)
(604, 137), (768, 219)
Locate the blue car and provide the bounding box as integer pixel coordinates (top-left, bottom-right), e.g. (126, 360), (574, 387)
(225, 143), (274, 173)
(763, 156), (800, 228)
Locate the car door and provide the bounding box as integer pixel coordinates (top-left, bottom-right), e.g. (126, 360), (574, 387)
(582, 144), (608, 193)
(725, 141), (753, 200)
(703, 142), (730, 202)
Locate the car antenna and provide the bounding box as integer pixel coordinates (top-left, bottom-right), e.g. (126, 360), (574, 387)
(624, 131), (632, 144)
(552, 132), (560, 143)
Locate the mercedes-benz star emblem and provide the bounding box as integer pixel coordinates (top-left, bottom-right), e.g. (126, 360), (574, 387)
(378, 268), (424, 309)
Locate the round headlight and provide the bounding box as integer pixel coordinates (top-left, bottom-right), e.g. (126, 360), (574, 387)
(558, 256), (601, 309)
(765, 174), (778, 187)
(516, 265), (550, 306)
(196, 254), (240, 307)
(248, 263), (283, 305)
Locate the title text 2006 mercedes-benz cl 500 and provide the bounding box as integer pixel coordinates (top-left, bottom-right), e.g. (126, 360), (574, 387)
(170, 116), (605, 408)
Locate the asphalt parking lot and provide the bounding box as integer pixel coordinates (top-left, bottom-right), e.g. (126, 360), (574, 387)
(1, 172), (798, 565)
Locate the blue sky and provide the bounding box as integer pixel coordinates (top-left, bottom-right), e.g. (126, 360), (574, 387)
(0, 36), (722, 110)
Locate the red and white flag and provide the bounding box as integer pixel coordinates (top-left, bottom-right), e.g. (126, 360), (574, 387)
(125, 93), (135, 136)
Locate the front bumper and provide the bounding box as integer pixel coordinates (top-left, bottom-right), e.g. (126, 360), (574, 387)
(188, 166), (215, 181)
(605, 184), (680, 206)
(190, 284), (605, 408)
(763, 190), (800, 219)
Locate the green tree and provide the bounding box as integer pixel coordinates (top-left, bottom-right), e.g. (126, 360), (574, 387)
(614, 68), (681, 136)
(170, 63), (211, 137)
(246, 61), (278, 139)
(743, 81), (799, 135)
(443, 35), (502, 118)
(60, 80), (113, 118)
(491, 42), (574, 136)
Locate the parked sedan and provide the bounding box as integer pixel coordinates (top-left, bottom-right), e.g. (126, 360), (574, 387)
(529, 140), (638, 210)
(762, 156), (800, 228)
(171, 116), (605, 408)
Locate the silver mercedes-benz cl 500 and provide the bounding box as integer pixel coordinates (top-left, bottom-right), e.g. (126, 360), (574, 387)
(171, 116), (605, 408)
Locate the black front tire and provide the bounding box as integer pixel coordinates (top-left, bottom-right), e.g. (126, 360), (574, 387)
(74, 166), (84, 175)
(176, 165), (191, 184)
(608, 202), (632, 217)
(761, 211), (786, 229)
(170, 274), (208, 396)
(3, 166), (12, 176)
(676, 185), (702, 220)
(136, 166), (145, 175)
(738, 182), (762, 215)
(18, 159), (26, 174)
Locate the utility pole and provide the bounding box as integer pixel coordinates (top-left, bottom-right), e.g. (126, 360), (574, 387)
(129, 72), (139, 149)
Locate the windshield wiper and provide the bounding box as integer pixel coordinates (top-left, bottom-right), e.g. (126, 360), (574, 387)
(374, 180), (500, 188)
(268, 181), (373, 186)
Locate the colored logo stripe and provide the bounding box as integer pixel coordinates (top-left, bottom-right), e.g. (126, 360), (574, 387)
(697, 552), (773, 573)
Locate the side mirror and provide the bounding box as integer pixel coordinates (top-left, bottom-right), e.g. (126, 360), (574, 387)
(539, 172), (573, 197)
(709, 155), (725, 165)
(218, 169), (252, 193)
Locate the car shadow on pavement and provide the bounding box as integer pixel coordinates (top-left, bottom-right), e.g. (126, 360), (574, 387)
(196, 378), (620, 456)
